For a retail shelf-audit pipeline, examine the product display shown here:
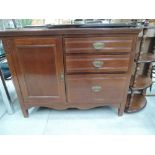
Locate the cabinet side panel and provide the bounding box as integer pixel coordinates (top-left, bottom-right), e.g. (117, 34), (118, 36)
(2, 39), (27, 112)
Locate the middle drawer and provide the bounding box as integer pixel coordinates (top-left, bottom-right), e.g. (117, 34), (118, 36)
(65, 54), (130, 74)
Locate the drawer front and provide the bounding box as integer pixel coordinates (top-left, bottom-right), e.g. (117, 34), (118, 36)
(66, 74), (127, 105)
(66, 54), (130, 73)
(65, 36), (133, 54)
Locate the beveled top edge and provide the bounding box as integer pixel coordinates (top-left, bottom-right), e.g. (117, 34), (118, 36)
(0, 27), (141, 37)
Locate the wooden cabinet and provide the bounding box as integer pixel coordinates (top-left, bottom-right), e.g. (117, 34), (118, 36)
(3, 37), (66, 116)
(0, 28), (140, 117)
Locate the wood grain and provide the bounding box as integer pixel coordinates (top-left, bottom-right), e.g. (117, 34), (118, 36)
(66, 74), (127, 105)
(11, 37), (66, 106)
(125, 94), (147, 113)
(65, 36), (133, 53)
(66, 54), (130, 73)
(0, 28), (140, 117)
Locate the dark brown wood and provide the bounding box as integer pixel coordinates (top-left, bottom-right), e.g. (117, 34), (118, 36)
(65, 36), (133, 53)
(126, 27), (154, 113)
(3, 37), (66, 117)
(2, 39), (29, 117)
(0, 28), (140, 117)
(131, 29), (147, 88)
(66, 54), (130, 73)
(13, 37), (66, 104)
(125, 94), (147, 113)
(66, 74), (127, 105)
(130, 75), (152, 90)
(0, 28), (141, 37)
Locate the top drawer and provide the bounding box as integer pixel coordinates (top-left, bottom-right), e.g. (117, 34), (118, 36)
(65, 36), (133, 54)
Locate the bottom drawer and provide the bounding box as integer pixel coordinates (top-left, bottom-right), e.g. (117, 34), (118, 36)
(66, 74), (127, 106)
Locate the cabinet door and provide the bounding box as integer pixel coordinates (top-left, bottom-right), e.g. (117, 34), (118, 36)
(12, 37), (65, 105)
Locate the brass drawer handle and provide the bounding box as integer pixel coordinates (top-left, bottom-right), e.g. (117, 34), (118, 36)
(92, 60), (104, 68)
(92, 42), (105, 50)
(91, 86), (102, 93)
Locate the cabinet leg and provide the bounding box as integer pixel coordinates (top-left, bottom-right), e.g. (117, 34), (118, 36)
(22, 108), (29, 118)
(118, 108), (124, 116)
(118, 101), (126, 116)
(118, 96), (128, 116)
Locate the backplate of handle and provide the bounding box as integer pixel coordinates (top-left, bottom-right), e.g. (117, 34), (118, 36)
(91, 86), (102, 93)
(92, 60), (104, 68)
(92, 42), (105, 50)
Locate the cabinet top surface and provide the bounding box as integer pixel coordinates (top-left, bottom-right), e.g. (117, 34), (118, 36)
(0, 27), (141, 37)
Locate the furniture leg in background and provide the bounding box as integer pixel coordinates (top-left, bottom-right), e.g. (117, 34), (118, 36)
(0, 60), (14, 114)
(125, 28), (155, 113)
(0, 77), (14, 114)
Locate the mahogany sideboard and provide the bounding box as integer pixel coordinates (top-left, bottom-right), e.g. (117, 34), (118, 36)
(0, 27), (141, 117)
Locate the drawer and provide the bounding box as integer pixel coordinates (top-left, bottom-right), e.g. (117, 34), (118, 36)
(66, 54), (130, 73)
(66, 74), (127, 105)
(65, 36), (133, 54)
